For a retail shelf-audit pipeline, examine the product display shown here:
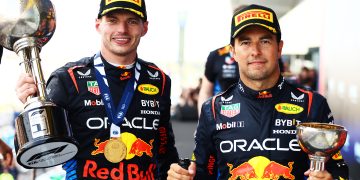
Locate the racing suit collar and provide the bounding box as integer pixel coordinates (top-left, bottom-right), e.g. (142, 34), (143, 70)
(238, 76), (285, 99)
(99, 53), (139, 70)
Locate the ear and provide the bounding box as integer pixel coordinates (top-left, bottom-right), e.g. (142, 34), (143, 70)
(95, 18), (101, 33)
(230, 44), (234, 56)
(278, 40), (284, 58)
(141, 21), (149, 36)
(230, 44), (238, 62)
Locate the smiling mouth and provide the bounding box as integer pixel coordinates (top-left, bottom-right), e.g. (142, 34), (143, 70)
(249, 61), (266, 65)
(113, 37), (130, 45)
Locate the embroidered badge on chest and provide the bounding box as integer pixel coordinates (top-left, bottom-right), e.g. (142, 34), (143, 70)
(220, 103), (240, 118)
(87, 81), (100, 95)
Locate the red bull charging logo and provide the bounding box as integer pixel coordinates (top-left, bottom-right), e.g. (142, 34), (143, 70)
(91, 138), (109, 155)
(129, 138), (154, 157)
(91, 132), (154, 160)
(227, 156), (295, 180)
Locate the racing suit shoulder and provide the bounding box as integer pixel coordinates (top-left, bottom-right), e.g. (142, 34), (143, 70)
(52, 57), (93, 74)
(198, 82), (236, 121)
(208, 83), (238, 120)
(46, 56), (94, 108)
(138, 58), (170, 80)
(48, 56), (93, 84)
(138, 58), (171, 97)
(292, 85), (333, 123)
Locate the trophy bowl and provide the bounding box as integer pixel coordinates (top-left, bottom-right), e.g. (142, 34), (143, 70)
(296, 122), (347, 171)
(0, 0), (55, 51)
(0, 0), (78, 168)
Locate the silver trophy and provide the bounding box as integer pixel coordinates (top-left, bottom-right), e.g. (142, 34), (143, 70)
(0, 0), (78, 168)
(296, 122), (347, 171)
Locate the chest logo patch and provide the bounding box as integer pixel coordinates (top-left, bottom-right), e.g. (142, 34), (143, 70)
(147, 70), (158, 78)
(77, 69), (92, 79)
(275, 103), (303, 114)
(138, 84), (159, 95)
(87, 81), (100, 95)
(221, 95), (233, 102)
(220, 103), (240, 118)
(291, 92), (305, 102)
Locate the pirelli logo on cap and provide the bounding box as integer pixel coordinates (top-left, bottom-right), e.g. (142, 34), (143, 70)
(234, 9), (273, 26)
(105, 0), (142, 7)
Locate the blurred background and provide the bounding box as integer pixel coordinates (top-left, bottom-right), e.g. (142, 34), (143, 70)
(1, 0), (359, 179)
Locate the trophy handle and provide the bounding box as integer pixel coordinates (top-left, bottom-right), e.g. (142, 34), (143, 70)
(14, 37), (47, 101)
(309, 155), (326, 171)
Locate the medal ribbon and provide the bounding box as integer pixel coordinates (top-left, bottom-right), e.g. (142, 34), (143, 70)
(93, 53), (140, 138)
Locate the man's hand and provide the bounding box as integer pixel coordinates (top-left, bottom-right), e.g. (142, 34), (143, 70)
(167, 162), (196, 180)
(305, 169), (333, 180)
(16, 73), (37, 104)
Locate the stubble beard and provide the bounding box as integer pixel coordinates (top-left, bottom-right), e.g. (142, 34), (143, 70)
(108, 42), (137, 57)
(246, 65), (277, 81)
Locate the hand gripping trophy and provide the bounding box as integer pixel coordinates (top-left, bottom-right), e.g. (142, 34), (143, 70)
(296, 123), (347, 171)
(0, 0), (78, 168)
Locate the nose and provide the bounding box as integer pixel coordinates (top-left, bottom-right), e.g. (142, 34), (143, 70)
(250, 43), (261, 56)
(116, 21), (128, 33)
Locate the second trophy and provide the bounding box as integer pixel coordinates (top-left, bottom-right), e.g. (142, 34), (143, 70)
(296, 122), (347, 171)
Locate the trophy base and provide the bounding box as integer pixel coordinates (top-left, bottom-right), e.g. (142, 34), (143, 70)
(15, 136), (78, 169)
(15, 102), (78, 168)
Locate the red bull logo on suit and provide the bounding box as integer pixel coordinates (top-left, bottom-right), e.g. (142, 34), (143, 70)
(91, 132), (154, 160)
(227, 156), (295, 180)
(86, 132), (156, 179)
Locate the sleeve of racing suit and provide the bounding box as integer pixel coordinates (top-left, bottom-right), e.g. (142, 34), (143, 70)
(157, 76), (179, 179)
(46, 68), (71, 110)
(46, 68), (79, 179)
(308, 93), (349, 179)
(193, 100), (218, 180)
(204, 52), (216, 83)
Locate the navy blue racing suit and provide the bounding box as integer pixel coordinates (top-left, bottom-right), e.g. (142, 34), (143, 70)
(46, 54), (179, 179)
(193, 76), (348, 180)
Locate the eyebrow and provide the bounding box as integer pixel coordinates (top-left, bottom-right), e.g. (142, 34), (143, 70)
(260, 34), (274, 40)
(104, 14), (140, 22)
(237, 34), (275, 41)
(105, 13), (117, 19)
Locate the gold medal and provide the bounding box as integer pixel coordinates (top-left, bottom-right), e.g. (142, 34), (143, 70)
(104, 138), (127, 163)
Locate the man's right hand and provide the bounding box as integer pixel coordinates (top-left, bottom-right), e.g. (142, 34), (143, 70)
(167, 162), (196, 180)
(15, 73), (37, 104)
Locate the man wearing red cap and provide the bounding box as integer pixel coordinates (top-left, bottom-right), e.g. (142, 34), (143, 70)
(167, 4), (348, 180)
(15, 0), (179, 179)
